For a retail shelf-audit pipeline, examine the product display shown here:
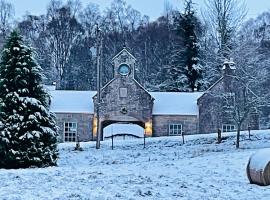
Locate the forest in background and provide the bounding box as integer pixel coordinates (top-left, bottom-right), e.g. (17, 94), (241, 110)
(0, 0), (269, 94)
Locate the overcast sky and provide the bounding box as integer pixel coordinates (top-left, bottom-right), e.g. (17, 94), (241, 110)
(8, 0), (270, 21)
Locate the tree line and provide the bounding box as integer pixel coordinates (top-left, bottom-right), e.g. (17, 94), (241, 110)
(0, 0), (269, 94)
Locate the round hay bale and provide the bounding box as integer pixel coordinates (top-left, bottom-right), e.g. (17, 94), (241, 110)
(246, 149), (270, 186)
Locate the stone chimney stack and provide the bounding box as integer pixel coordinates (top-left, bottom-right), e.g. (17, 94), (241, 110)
(222, 58), (236, 76)
(222, 58), (236, 92)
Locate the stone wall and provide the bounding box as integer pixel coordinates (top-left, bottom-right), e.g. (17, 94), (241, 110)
(152, 115), (198, 136)
(198, 67), (260, 134)
(55, 113), (94, 142)
(197, 81), (224, 134)
(94, 48), (154, 133)
(96, 78), (154, 124)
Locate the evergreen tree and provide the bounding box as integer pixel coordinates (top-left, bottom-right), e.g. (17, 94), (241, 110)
(0, 31), (58, 169)
(170, 0), (203, 92)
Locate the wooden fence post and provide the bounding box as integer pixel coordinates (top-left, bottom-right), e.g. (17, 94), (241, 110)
(144, 133), (146, 149)
(217, 128), (221, 144)
(111, 135), (114, 150)
(248, 125), (251, 140)
(182, 131), (185, 144)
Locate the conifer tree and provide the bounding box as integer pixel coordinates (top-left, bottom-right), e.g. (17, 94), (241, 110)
(172, 0), (203, 92)
(0, 31), (58, 169)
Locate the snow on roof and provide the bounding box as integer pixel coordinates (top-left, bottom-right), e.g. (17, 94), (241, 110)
(50, 90), (96, 114)
(249, 148), (270, 171)
(48, 87), (202, 115)
(222, 58), (236, 70)
(150, 92), (203, 115)
(44, 85), (56, 91)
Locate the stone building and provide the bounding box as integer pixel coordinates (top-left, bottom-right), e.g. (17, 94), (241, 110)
(49, 48), (260, 142)
(197, 60), (260, 134)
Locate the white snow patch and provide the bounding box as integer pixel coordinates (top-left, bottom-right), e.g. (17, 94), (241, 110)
(13, 47), (20, 51)
(1, 130), (270, 199)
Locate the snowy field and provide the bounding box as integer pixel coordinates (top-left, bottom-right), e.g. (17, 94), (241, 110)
(1, 130), (270, 200)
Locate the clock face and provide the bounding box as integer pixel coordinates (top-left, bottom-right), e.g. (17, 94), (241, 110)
(118, 64), (130, 76)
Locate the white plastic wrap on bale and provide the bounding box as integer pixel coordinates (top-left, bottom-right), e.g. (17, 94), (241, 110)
(249, 149), (270, 171)
(247, 148), (270, 186)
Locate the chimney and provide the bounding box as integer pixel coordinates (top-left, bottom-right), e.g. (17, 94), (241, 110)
(222, 58), (236, 92)
(222, 58), (236, 76)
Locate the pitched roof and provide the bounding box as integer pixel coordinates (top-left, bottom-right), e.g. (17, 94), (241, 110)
(111, 48), (137, 61)
(197, 77), (224, 102)
(48, 88), (202, 116)
(50, 90), (96, 114)
(150, 92), (203, 115)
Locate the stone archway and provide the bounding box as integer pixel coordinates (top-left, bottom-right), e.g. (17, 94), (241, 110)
(102, 120), (145, 140)
(99, 116), (147, 140)
(93, 48), (154, 141)
(102, 119), (145, 129)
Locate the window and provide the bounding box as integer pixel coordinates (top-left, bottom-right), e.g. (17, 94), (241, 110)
(64, 122), (77, 142)
(169, 124), (182, 136)
(222, 124), (235, 132)
(118, 64), (130, 76)
(119, 87), (128, 97)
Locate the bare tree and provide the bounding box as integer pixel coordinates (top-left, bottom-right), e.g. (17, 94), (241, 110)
(47, 0), (62, 20)
(233, 29), (270, 135)
(18, 15), (45, 43)
(110, 0), (127, 33)
(222, 84), (259, 149)
(140, 15), (150, 27)
(126, 5), (141, 32)
(67, 0), (82, 17)
(203, 0), (247, 58)
(211, 59), (263, 148)
(163, 0), (173, 17)
(46, 5), (84, 89)
(79, 3), (101, 37)
(0, 0), (14, 39)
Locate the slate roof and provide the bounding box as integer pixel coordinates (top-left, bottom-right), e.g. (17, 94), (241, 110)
(49, 88), (203, 116)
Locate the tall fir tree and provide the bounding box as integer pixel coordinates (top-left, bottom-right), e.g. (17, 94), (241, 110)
(169, 0), (203, 92)
(0, 31), (58, 169)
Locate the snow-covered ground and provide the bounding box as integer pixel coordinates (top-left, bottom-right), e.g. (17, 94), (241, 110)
(1, 130), (270, 200)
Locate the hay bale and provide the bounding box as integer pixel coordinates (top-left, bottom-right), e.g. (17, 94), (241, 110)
(246, 149), (270, 186)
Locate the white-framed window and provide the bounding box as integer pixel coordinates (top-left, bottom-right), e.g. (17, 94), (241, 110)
(64, 122), (77, 142)
(169, 124), (182, 136)
(222, 124), (236, 132)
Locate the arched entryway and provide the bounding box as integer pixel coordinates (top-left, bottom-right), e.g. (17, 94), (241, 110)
(100, 116), (152, 140)
(103, 123), (145, 140)
(92, 115), (152, 141)
(92, 48), (154, 142)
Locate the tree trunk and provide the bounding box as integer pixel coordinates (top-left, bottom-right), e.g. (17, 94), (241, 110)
(236, 126), (240, 149)
(217, 128), (221, 144)
(56, 70), (63, 90)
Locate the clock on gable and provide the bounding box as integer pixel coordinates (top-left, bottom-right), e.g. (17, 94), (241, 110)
(118, 64), (130, 76)
(112, 48), (136, 78)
